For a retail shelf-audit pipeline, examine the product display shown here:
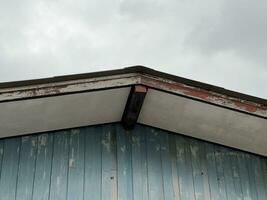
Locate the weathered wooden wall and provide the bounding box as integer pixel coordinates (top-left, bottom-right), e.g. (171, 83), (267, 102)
(0, 123), (266, 200)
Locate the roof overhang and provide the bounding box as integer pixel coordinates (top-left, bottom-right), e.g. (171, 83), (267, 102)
(1, 66), (267, 156)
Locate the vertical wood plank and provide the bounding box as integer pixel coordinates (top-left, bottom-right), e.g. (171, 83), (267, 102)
(221, 147), (236, 200)
(176, 136), (195, 200)
(84, 126), (102, 200)
(237, 152), (252, 200)
(169, 134), (181, 200)
(190, 139), (211, 200)
(261, 157), (267, 198)
(159, 131), (175, 200)
(246, 153), (258, 200)
(116, 124), (133, 200)
(230, 150), (243, 200)
(205, 143), (220, 200)
(252, 155), (266, 200)
(0, 138), (21, 200)
(132, 125), (149, 200)
(146, 127), (164, 200)
(0, 140), (4, 179)
(16, 136), (38, 200)
(214, 146), (227, 199)
(49, 131), (69, 200)
(32, 134), (54, 200)
(0, 123), (266, 200)
(67, 129), (85, 200)
(101, 124), (118, 200)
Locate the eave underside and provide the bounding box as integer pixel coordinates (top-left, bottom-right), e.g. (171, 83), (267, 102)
(0, 67), (267, 156)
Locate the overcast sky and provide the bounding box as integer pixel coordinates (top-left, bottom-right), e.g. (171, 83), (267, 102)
(0, 0), (266, 98)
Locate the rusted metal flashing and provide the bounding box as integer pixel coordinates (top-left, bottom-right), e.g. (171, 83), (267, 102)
(0, 66), (266, 118)
(1, 66), (266, 104)
(139, 74), (267, 118)
(0, 73), (141, 102)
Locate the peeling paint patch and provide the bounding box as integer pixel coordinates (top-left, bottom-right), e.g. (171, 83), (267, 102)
(183, 90), (210, 100)
(102, 132), (111, 152)
(40, 135), (47, 146)
(69, 158), (75, 168)
(120, 145), (126, 153)
(132, 136), (141, 147)
(140, 75), (267, 118)
(233, 101), (258, 113)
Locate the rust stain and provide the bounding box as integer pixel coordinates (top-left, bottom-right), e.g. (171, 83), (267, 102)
(141, 76), (267, 114)
(2, 74), (267, 117)
(141, 76), (187, 92)
(233, 101), (258, 113)
(141, 76), (210, 100)
(135, 85), (147, 93)
(183, 90), (210, 100)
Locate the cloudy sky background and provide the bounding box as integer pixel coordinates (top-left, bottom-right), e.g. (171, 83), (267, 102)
(1, 0), (267, 98)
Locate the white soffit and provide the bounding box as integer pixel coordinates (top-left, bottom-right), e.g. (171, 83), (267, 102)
(139, 89), (267, 156)
(0, 87), (130, 138)
(0, 66), (266, 156)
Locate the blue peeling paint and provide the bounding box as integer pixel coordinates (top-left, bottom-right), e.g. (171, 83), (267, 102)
(0, 123), (266, 200)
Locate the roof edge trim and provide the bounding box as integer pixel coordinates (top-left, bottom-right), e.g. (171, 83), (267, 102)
(0, 66), (266, 118)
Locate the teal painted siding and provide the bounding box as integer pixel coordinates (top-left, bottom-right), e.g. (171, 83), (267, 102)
(0, 123), (266, 200)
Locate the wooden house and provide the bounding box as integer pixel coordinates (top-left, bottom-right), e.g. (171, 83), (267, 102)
(0, 66), (266, 200)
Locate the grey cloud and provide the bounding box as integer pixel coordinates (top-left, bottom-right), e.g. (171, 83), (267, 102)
(186, 0), (267, 65)
(0, 0), (266, 98)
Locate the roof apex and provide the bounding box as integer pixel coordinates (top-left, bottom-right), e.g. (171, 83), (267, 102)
(1, 65), (266, 106)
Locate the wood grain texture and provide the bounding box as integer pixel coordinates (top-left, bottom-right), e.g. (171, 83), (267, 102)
(49, 131), (69, 200)
(32, 134), (54, 200)
(67, 129), (85, 200)
(116, 125), (133, 200)
(16, 136), (37, 200)
(84, 126), (102, 200)
(0, 123), (266, 200)
(0, 138), (21, 200)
